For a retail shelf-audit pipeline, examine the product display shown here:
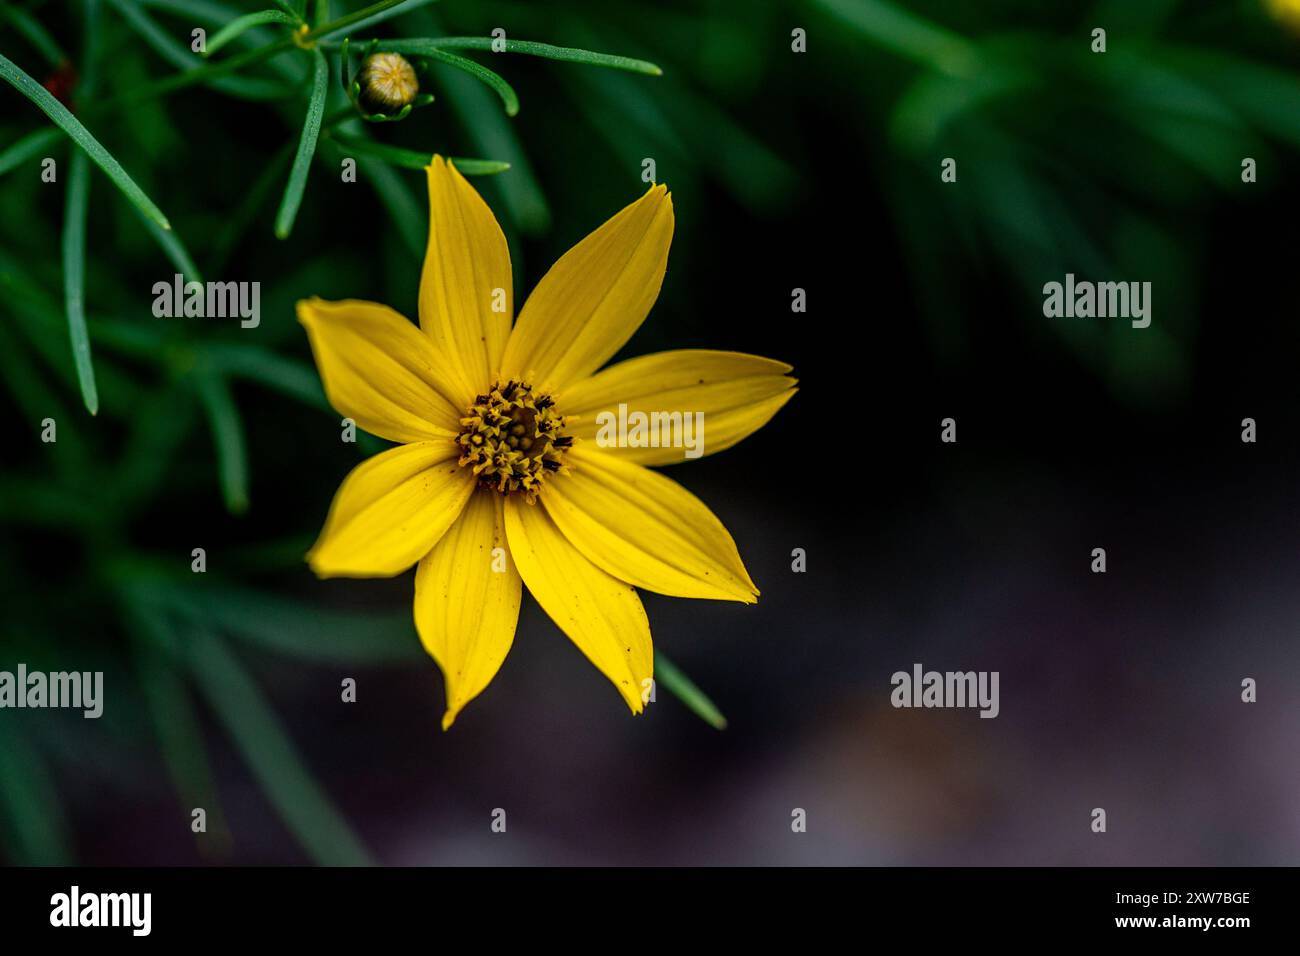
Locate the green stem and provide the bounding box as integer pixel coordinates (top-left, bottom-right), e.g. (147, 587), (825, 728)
(371, 36), (662, 76)
(100, 37), (295, 109)
(326, 131), (510, 174)
(302, 0), (406, 41)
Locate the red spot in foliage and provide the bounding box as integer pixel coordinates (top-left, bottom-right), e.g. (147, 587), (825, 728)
(43, 62), (78, 109)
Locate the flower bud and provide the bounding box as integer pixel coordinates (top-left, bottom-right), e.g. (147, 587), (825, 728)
(357, 53), (419, 114)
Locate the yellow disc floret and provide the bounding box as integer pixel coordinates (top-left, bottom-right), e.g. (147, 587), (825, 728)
(457, 381), (572, 502)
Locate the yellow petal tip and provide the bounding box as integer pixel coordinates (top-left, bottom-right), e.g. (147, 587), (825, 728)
(295, 297), (324, 325)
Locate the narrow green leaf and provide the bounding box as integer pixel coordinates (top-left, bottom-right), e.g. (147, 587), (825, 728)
(811, 0), (979, 77)
(0, 322), (88, 471)
(108, 383), (199, 511)
(85, 315), (167, 358)
(206, 9), (298, 56)
(175, 585), (419, 664)
(274, 47), (329, 239)
(132, 640), (230, 855)
(307, 0), (431, 42)
(0, 126), (61, 176)
(376, 36), (662, 76)
(429, 59), (550, 232)
(62, 150), (98, 415)
(0, 3), (66, 66)
(0, 722), (74, 865)
(654, 651), (727, 730)
(327, 132), (509, 173)
(185, 627), (374, 866)
(103, 37), (295, 108)
(0, 53), (171, 229)
(447, 156), (512, 175)
(105, 0), (287, 99)
(137, 0), (305, 86)
(194, 370), (249, 514)
(207, 142), (293, 275)
(202, 342), (326, 408)
(104, 0), (200, 70)
(421, 47), (518, 115)
(140, 0), (278, 20)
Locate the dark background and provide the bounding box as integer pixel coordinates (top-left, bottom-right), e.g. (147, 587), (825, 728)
(1, 0), (1298, 864)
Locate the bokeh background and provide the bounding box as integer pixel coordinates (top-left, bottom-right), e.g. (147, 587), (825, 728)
(2, 0), (1299, 865)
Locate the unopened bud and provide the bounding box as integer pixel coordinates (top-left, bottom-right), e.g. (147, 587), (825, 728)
(357, 53), (419, 114)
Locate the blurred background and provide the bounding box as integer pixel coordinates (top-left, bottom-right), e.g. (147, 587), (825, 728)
(2, 0), (1299, 865)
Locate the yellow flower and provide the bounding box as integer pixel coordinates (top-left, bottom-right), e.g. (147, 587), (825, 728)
(1267, 0), (1300, 32)
(297, 157), (796, 728)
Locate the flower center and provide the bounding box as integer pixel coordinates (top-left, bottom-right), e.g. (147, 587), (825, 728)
(457, 381), (571, 501)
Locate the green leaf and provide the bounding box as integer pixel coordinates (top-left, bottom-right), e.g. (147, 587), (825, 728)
(274, 47), (329, 239)
(176, 585), (420, 664)
(202, 342), (326, 408)
(0, 126), (61, 177)
(132, 640), (230, 855)
(62, 150), (98, 416)
(105, 0), (200, 70)
(308, 0), (435, 42)
(206, 9), (299, 56)
(0, 324), (88, 470)
(104, 0), (286, 99)
(811, 0), (979, 77)
(0, 722), (74, 865)
(376, 36), (662, 76)
(207, 142), (293, 275)
(107, 382), (199, 510)
(0, 53), (171, 230)
(0, 2), (67, 66)
(137, 0), (305, 88)
(420, 47), (519, 116)
(429, 59), (549, 232)
(85, 315), (167, 359)
(140, 0), (281, 21)
(105, 37), (295, 107)
(194, 370), (249, 514)
(319, 135), (423, 258)
(327, 132), (509, 173)
(654, 651), (727, 730)
(184, 627), (374, 866)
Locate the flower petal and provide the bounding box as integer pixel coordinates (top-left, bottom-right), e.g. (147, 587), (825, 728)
(504, 497), (652, 714)
(542, 445), (758, 603)
(415, 491), (521, 730)
(559, 349), (796, 465)
(308, 440), (475, 578)
(419, 156), (514, 404)
(298, 297), (464, 443)
(500, 184), (673, 392)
